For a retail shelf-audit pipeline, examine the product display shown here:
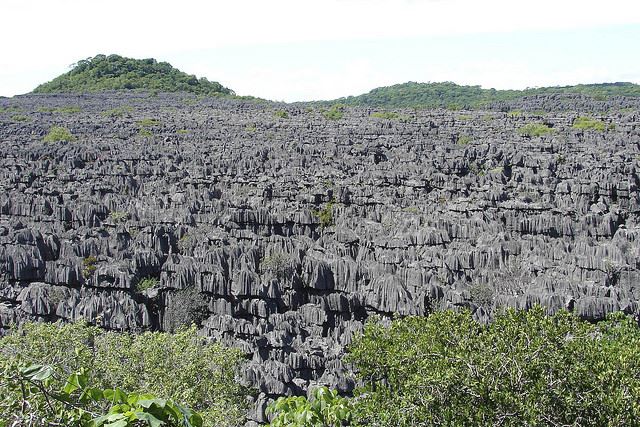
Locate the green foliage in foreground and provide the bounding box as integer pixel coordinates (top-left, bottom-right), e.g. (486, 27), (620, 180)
(518, 122), (553, 137)
(572, 116), (607, 131)
(33, 54), (233, 96)
(43, 126), (75, 142)
(330, 81), (640, 109)
(347, 307), (640, 427)
(0, 322), (248, 427)
(2, 363), (202, 427)
(266, 386), (352, 427)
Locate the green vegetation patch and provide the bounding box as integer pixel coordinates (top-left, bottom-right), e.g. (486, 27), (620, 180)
(37, 106), (81, 114)
(33, 54), (233, 96)
(136, 276), (159, 292)
(312, 200), (335, 228)
(102, 105), (134, 117)
(137, 118), (161, 127)
(329, 81), (640, 109)
(0, 322), (248, 427)
(518, 122), (553, 137)
(322, 104), (345, 120)
(371, 111), (400, 120)
(11, 114), (30, 122)
(43, 126), (75, 142)
(347, 307), (640, 426)
(273, 110), (289, 119)
(572, 116), (607, 131)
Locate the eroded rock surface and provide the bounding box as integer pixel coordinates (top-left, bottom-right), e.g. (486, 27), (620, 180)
(1, 92), (640, 421)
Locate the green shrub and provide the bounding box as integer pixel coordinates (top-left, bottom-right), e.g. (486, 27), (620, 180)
(2, 363), (203, 427)
(260, 252), (294, 279)
(347, 307), (640, 427)
(457, 135), (472, 145)
(81, 255), (97, 279)
(138, 128), (153, 138)
(0, 322), (248, 427)
(108, 210), (128, 223)
(322, 104), (345, 120)
(136, 276), (159, 292)
(312, 200), (335, 228)
(274, 110), (289, 119)
(43, 126), (75, 142)
(371, 111), (399, 120)
(266, 386), (352, 427)
(517, 122), (553, 137)
(572, 116), (606, 131)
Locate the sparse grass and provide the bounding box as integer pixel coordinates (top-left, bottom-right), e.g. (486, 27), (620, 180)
(518, 123), (553, 137)
(507, 110), (523, 118)
(457, 135), (472, 145)
(137, 118), (161, 127)
(11, 114), (30, 122)
(245, 124), (257, 132)
(273, 110), (289, 119)
(176, 129), (189, 135)
(138, 128), (153, 138)
(403, 206), (420, 214)
(38, 106), (81, 114)
(572, 116), (606, 131)
(43, 126), (75, 142)
(102, 106), (133, 117)
(0, 106), (21, 114)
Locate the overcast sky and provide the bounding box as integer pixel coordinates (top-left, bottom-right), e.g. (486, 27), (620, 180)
(2, 0), (639, 101)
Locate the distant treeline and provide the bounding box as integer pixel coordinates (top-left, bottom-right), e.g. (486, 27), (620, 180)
(328, 81), (640, 109)
(33, 54), (233, 96)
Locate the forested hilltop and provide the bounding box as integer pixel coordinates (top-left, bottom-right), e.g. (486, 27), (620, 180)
(32, 54), (234, 96)
(330, 81), (640, 109)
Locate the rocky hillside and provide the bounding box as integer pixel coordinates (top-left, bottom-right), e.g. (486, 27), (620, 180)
(1, 92), (640, 423)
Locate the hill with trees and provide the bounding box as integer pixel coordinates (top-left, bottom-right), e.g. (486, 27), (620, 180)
(330, 81), (640, 109)
(32, 54), (234, 96)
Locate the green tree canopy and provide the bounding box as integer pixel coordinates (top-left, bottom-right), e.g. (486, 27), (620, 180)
(33, 54), (234, 96)
(347, 307), (640, 427)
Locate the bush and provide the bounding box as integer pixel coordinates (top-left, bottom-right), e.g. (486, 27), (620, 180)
(0, 322), (248, 427)
(322, 105), (345, 120)
(572, 116), (606, 131)
(11, 114), (30, 122)
(163, 286), (210, 332)
(347, 307), (640, 426)
(266, 386), (352, 427)
(517, 123), (553, 137)
(1, 363), (203, 427)
(370, 111), (399, 120)
(273, 110), (289, 119)
(43, 126), (75, 142)
(81, 255), (97, 279)
(312, 201), (335, 228)
(136, 276), (159, 292)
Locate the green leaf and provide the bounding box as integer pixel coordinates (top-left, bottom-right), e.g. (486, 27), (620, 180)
(134, 412), (164, 427)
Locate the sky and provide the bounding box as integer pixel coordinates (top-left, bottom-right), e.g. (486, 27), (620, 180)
(1, 0), (639, 101)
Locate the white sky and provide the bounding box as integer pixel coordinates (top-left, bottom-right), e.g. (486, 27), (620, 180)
(1, 0), (640, 101)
